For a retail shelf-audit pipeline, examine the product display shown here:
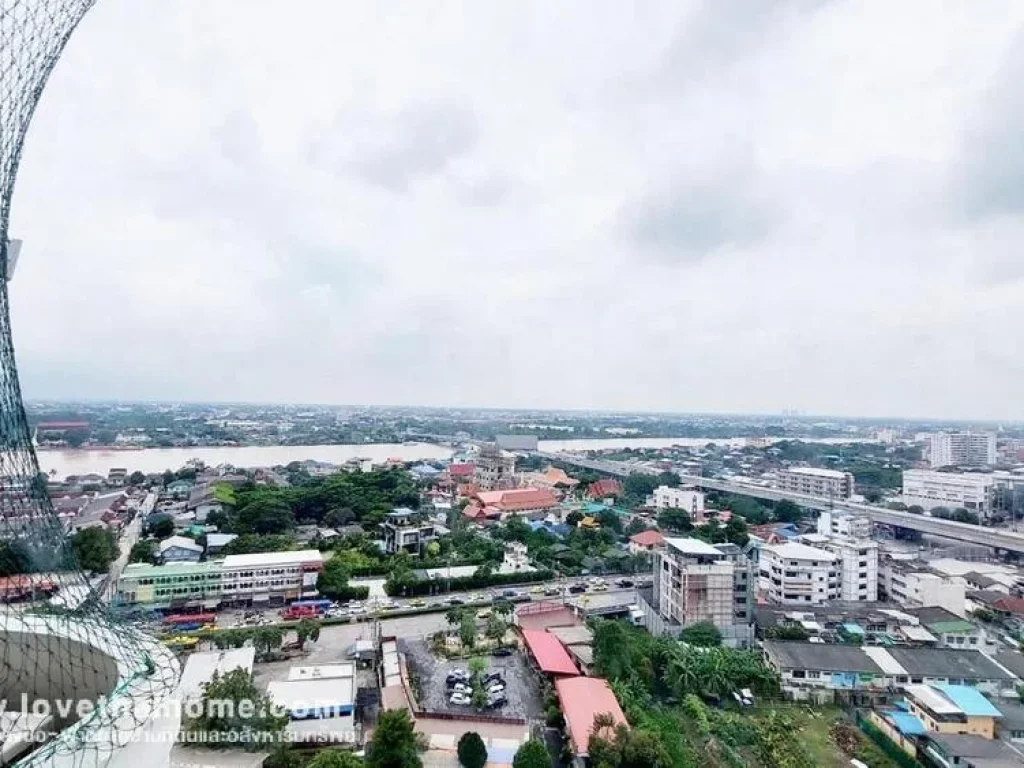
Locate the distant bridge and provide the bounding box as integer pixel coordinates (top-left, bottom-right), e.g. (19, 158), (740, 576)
(534, 451), (1024, 555)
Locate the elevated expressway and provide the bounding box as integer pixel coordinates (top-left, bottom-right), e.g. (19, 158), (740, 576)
(534, 451), (1024, 555)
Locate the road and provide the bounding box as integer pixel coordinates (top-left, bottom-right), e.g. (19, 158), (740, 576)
(213, 579), (645, 630)
(537, 450), (1024, 554)
(102, 512), (142, 602)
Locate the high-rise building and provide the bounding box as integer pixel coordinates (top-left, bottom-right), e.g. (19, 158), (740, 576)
(776, 467), (855, 500)
(928, 431), (997, 468)
(650, 537), (753, 646)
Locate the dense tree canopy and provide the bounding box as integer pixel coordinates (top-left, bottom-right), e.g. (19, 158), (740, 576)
(457, 732), (487, 768)
(365, 709), (422, 768)
(71, 527), (119, 573)
(512, 740), (551, 768)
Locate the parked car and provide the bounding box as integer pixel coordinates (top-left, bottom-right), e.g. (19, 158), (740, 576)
(483, 672), (503, 685)
(486, 682), (506, 695)
(451, 683), (472, 695)
(616, 579), (634, 588)
(544, 587), (561, 596)
(448, 597), (465, 605)
(447, 669), (469, 682)
(450, 692), (472, 706)
(491, 647), (513, 657)
(569, 584), (587, 594)
(486, 694), (508, 709)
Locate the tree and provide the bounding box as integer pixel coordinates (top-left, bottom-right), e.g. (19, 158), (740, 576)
(148, 515), (174, 539)
(512, 739), (551, 768)
(445, 607), (464, 634)
(459, 611), (477, 649)
(237, 498), (294, 535)
(657, 508), (691, 533)
(773, 499), (803, 524)
(307, 749), (364, 768)
(724, 515), (749, 546)
(71, 527), (118, 573)
(565, 511), (584, 528)
(128, 470), (146, 486)
(679, 621), (722, 647)
(0, 540), (32, 576)
(295, 619), (321, 650)
(253, 626), (284, 660)
(128, 540), (156, 564)
(906, 505), (924, 515)
(485, 613), (507, 644)
(365, 709), (422, 768)
(468, 656), (488, 709)
(457, 732), (487, 768)
(184, 668), (287, 751)
(492, 598), (514, 618)
(206, 508), (229, 529)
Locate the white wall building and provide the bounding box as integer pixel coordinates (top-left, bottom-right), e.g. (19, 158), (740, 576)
(882, 565), (966, 617)
(901, 469), (993, 514)
(826, 537), (879, 602)
(758, 541), (840, 605)
(817, 511), (872, 539)
(648, 485), (705, 515)
(776, 467), (855, 500)
(928, 431), (997, 468)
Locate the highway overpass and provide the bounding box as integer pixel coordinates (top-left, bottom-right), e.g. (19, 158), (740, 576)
(535, 451), (1024, 555)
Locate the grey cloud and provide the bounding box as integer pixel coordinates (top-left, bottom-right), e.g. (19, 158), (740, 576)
(324, 100), (479, 193)
(622, 175), (775, 262)
(957, 34), (1024, 219)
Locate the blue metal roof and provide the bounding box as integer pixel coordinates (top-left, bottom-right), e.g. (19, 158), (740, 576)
(842, 623), (866, 635)
(888, 711), (926, 736)
(933, 684), (1003, 718)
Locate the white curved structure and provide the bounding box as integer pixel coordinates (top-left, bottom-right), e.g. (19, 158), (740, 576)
(1, 612), (181, 768)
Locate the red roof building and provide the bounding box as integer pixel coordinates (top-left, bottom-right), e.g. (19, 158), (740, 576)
(587, 479), (622, 499)
(522, 629), (579, 676)
(628, 529), (665, 553)
(473, 487), (558, 517)
(448, 463), (475, 479)
(555, 676), (629, 759)
(991, 596), (1024, 616)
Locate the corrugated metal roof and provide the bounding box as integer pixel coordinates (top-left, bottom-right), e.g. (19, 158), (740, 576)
(933, 684), (1003, 718)
(555, 677), (627, 758)
(522, 629), (579, 676)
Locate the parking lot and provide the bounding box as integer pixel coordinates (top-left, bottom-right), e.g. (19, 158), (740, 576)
(400, 638), (545, 721)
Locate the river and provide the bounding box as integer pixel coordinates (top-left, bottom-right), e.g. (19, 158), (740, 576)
(35, 435), (875, 479)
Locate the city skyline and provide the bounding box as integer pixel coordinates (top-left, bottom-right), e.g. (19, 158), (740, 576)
(8, 0), (1024, 419)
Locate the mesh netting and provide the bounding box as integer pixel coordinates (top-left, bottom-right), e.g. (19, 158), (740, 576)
(2, 3), (181, 767)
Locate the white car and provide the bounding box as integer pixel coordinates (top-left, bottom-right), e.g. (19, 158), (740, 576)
(451, 683), (472, 695)
(486, 682), (505, 696)
(449, 692), (471, 706)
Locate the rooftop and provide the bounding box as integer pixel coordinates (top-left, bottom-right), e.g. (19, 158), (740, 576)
(763, 642), (883, 674)
(932, 684), (1003, 717)
(522, 629), (579, 676)
(784, 467), (849, 479)
(762, 541), (838, 561)
(629, 530), (665, 547)
(120, 561), (221, 579)
(664, 537), (724, 557)
(221, 550), (322, 568)
(555, 677), (628, 758)
(159, 535), (202, 554)
(883, 646), (1013, 681)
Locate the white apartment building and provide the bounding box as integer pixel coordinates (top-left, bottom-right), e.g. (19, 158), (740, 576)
(881, 565), (966, 617)
(758, 541), (840, 605)
(648, 485), (705, 515)
(650, 537), (753, 645)
(928, 431), (996, 468)
(800, 534), (878, 602)
(776, 467), (855, 500)
(901, 469), (993, 514)
(817, 511), (872, 539)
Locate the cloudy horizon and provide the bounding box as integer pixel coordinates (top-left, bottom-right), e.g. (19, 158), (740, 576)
(7, 1), (1024, 421)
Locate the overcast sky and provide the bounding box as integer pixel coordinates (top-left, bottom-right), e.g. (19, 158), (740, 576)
(7, 0), (1024, 420)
